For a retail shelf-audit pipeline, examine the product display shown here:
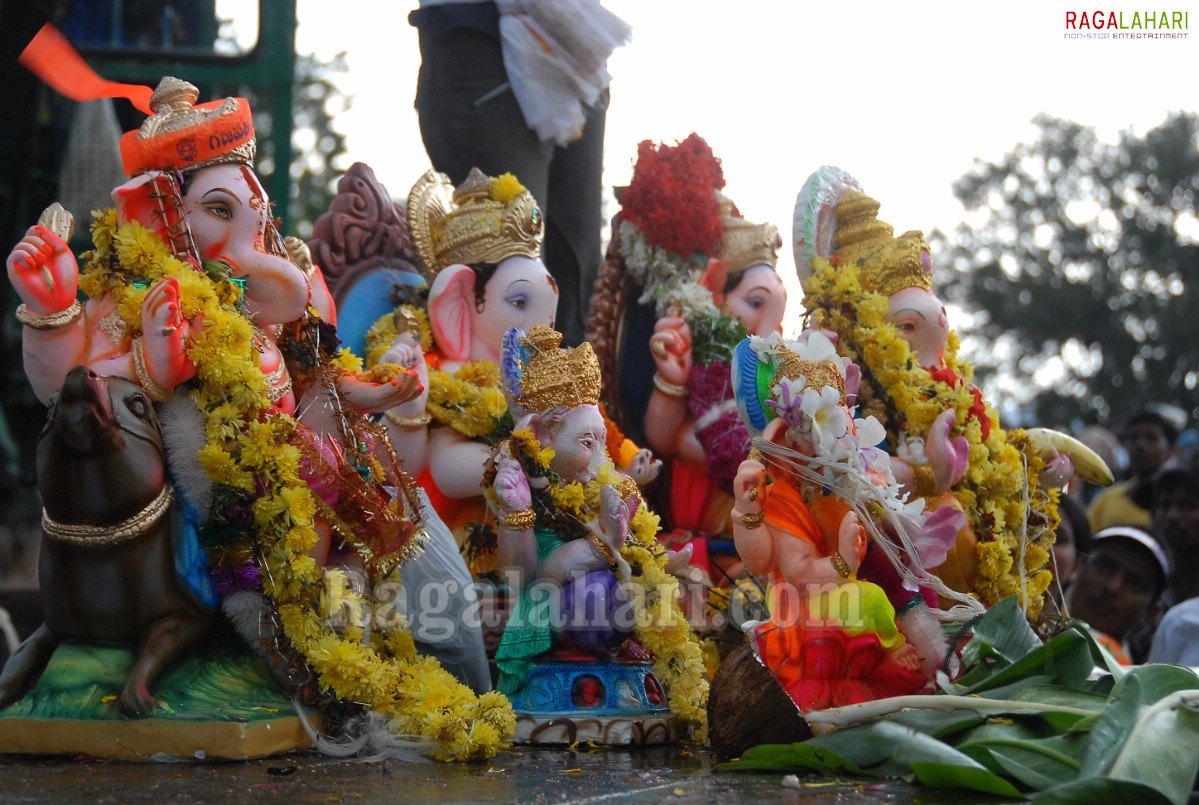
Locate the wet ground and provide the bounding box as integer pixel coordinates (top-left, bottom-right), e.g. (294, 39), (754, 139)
(0, 743), (1006, 804)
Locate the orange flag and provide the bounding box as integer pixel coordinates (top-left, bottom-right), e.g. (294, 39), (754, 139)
(19, 23), (153, 115)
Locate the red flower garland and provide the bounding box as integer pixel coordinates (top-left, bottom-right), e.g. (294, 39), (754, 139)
(619, 132), (727, 259)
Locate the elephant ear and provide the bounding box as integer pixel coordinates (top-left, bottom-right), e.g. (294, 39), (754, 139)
(732, 336), (775, 436)
(697, 258), (728, 307)
(792, 166), (861, 281)
(113, 171), (195, 258)
(428, 264), (477, 362)
(113, 171), (183, 239)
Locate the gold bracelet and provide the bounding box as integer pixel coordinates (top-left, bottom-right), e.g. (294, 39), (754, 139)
(587, 533), (619, 571)
(384, 409), (432, 429)
(738, 509), (765, 530)
(16, 299), (82, 330)
(652, 372), (688, 398)
(130, 336), (173, 402)
(502, 509), (536, 529)
(830, 551), (852, 579)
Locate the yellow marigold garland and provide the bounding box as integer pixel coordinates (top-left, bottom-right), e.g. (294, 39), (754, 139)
(81, 210), (513, 760)
(363, 306), (432, 368)
(620, 505), (710, 727)
(364, 309), (506, 440)
(426, 361), (509, 439)
(802, 256), (1057, 617)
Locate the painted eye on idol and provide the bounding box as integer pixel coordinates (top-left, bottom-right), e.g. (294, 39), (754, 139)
(202, 201), (232, 220)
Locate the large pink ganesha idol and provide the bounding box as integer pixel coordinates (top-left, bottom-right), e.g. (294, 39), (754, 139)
(379, 169), (560, 540)
(7, 78), (415, 431)
(3, 37), (506, 760)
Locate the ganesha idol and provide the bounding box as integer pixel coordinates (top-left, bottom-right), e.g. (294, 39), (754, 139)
(706, 334), (977, 756)
(357, 168), (555, 578)
(1, 42), (507, 762)
(363, 168), (657, 575)
(793, 167), (1112, 618)
(587, 133), (786, 582)
(645, 204), (787, 541)
(482, 325), (708, 744)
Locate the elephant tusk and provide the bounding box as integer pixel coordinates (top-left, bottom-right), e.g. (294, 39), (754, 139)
(1024, 427), (1115, 487)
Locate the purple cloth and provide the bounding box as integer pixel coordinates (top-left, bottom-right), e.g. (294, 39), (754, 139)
(554, 569), (633, 655)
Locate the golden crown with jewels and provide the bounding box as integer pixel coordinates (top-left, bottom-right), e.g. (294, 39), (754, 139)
(832, 190), (933, 298)
(716, 212), (781, 274)
(774, 354), (848, 405)
(408, 168), (543, 275)
(510, 325), (602, 413)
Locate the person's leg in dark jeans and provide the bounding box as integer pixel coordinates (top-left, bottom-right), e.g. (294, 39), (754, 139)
(543, 92), (607, 346)
(414, 27), (607, 345)
(414, 27), (550, 218)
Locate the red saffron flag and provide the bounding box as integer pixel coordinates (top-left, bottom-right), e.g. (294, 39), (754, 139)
(19, 23), (154, 115)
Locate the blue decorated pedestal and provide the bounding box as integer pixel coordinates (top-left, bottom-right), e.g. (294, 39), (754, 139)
(508, 659), (678, 745)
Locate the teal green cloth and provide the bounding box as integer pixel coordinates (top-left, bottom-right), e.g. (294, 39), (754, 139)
(496, 526), (561, 695)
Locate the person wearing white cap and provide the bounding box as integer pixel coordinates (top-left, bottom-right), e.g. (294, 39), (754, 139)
(1066, 525), (1170, 664)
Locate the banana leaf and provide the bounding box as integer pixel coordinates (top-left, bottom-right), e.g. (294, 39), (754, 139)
(719, 594), (1199, 801)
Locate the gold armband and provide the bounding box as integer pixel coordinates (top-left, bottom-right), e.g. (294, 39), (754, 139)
(502, 509), (536, 529)
(588, 533), (619, 571)
(912, 464), (938, 497)
(830, 551), (852, 579)
(130, 336), (172, 402)
(738, 509), (765, 530)
(16, 300), (82, 330)
(384, 409), (432, 429)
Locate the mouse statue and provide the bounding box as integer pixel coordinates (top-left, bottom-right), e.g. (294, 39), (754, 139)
(0, 366), (214, 717)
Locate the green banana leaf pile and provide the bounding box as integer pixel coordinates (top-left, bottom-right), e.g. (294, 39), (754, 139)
(719, 597), (1199, 804)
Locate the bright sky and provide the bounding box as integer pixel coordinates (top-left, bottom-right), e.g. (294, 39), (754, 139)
(288, 0), (1199, 337)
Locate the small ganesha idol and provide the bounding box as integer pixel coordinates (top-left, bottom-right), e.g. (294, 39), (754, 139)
(707, 333), (976, 755)
(483, 325), (708, 745)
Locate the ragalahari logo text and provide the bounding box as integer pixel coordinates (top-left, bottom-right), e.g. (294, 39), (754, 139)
(1064, 9), (1190, 39)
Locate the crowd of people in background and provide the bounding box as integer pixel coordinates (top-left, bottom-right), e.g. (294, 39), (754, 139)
(1055, 403), (1198, 665)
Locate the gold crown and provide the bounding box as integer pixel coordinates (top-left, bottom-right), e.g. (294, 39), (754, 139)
(716, 213), (781, 274)
(407, 168), (543, 275)
(514, 325), (602, 412)
(122, 77), (256, 174)
(832, 190), (932, 298)
(774, 354), (847, 405)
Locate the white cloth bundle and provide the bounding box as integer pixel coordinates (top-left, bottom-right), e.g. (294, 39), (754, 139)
(496, 0), (632, 146)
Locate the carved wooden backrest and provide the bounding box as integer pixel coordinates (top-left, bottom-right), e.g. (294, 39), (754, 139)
(307, 163), (427, 358)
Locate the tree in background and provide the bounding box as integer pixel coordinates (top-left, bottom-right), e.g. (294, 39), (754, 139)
(933, 113), (1199, 429)
(235, 50), (352, 240)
